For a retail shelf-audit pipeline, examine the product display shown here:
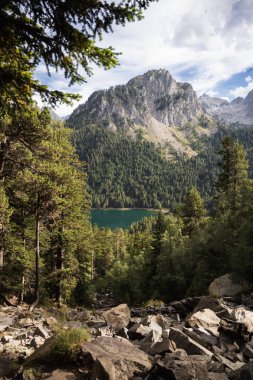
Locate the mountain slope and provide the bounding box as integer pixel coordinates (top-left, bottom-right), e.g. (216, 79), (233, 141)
(199, 91), (253, 125)
(67, 69), (211, 156)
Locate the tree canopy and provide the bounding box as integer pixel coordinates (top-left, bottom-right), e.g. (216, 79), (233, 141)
(0, 0), (157, 109)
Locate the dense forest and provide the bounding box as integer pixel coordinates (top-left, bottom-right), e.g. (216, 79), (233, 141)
(72, 122), (253, 209)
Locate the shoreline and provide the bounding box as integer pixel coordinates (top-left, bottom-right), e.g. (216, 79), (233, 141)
(91, 208), (170, 213)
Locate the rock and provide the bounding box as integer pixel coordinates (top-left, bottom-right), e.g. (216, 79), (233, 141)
(170, 297), (202, 317)
(0, 357), (19, 378)
(41, 369), (78, 379)
(140, 321), (162, 344)
(232, 306), (253, 333)
(142, 314), (171, 329)
(243, 344), (253, 358)
(86, 319), (107, 329)
(194, 296), (233, 319)
(187, 309), (221, 336)
(208, 373), (229, 380)
(103, 304), (131, 333)
(45, 316), (58, 328)
(0, 311), (15, 332)
(1, 335), (13, 343)
(149, 354), (211, 380)
(228, 361), (253, 379)
(33, 326), (50, 339)
(30, 336), (45, 348)
(182, 326), (218, 349)
(115, 327), (129, 339)
(96, 326), (112, 337)
(213, 354), (245, 371)
(128, 323), (152, 340)
(26, 337), (55, 363)
(81, 336), (152, 379)
(208, 274), (243, 297)
(168, 327), (213, 356)
(142, 338), (176, 356)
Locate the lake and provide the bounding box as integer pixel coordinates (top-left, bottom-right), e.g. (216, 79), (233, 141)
(91, 209), (156, 230)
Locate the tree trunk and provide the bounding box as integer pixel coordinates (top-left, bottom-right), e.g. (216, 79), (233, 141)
(29, 196), (40, 311)
(55, 229), (64, 306)
(0, 137), (10, 180)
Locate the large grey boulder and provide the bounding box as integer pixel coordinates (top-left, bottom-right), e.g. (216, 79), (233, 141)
(81, 336), (152, 380)
(194, 296), (233, 319)
(103, 304), (130, 333)
(208, 274), (243, 298)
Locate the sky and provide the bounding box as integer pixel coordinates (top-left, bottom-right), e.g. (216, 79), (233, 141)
(35, 0), (253, 117)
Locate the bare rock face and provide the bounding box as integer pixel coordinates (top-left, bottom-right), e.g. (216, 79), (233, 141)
(103, 303), (130, 333)
(69, 69), (204, 131)
(81, 336), (152, 380)
(186, 309), (221, 336)
(199, 90), (253, 125)
(208, 274), (243, 298)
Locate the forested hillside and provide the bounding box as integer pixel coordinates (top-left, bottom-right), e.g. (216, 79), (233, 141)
(73, 123), (253, 209)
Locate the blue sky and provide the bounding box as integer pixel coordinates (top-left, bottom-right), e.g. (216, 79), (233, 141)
(35, 0), (253, 116)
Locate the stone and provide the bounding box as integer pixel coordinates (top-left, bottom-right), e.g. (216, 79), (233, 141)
(45, 316), (58, 328)
(41, 369), (78, 379)
(26, 337), (55, 363)
(208, 373), (229, 380)
(208, 274), (243, 297)
(168, 327), (213, 356)
(128, 323), (152, 340)
(213, 354), (245, 371)
(1, 335), (13, 343)
(81, 336), (152, 380)
(103, 304), (130, 333)
(142, 314), (171, 329)
(232, 306), (253, 333)
(145, 338), (176, 356)
(149, 353), (210, 380)
(0, 357), (19, 378)
(170, 297), (202, 317)
(187, 308), (221, 336)
(33, 325), (50, 339)
(228, 361), (253, 379)
(0, 311), (15, 332)
(243, 344), (253, 358)
(183, 327), (218, 350)
(30, 336), (45, 348)
(194, 296), (233, 319)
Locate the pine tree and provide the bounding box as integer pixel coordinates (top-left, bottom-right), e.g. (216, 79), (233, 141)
(181, 186), (207, 237)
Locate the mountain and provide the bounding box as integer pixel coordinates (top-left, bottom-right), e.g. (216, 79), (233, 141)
(199, 91), (253, 125)
(67, 69), (253, 208)
(67, 69), (212, 156)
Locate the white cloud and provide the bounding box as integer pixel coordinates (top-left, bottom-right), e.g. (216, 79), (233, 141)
(245, 75), (252, 83)
(230, 82), (253, 98)
(34, 0), (253, 116)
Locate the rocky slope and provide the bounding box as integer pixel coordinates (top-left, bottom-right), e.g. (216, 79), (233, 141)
(199, 91), (253, 126)
(1, 275), (253, 379)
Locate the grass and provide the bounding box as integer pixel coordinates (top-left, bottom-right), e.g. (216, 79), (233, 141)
(52, 328), (90, 360)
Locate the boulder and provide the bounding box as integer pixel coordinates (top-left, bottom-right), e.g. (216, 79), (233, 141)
(194, 297), (233, 319)
(232, 306), (253, 333)
(187, 309), (221, 336)
(0, 311), (15, 332)
(33, 326), (50, 339)
(148, 354), (211, 380)
(26, 337), (55, 363)
(213, 354), (245, 371)
(81, 336), (152, 379)
(168, 327), (213, 356)
(41, 369), (78, 379)
(103, 304), (130, 333)
(208, 274), (242, 298)
(228, 361), (253, 379)
(182, 327), (218, 349)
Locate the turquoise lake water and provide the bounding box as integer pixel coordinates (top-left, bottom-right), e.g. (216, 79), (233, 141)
(91, 209), (156, 230)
